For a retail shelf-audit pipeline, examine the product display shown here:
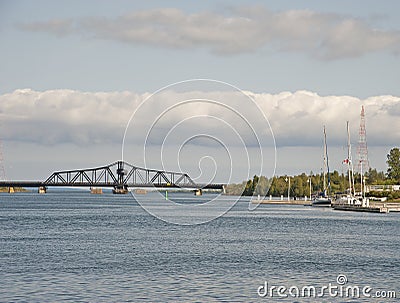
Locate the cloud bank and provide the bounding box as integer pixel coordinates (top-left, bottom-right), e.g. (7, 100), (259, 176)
(1, 88), (399, 149)
(18, 7), (400, 59)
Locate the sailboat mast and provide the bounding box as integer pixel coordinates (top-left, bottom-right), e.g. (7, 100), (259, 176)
(360, 160), (364, 198)
(347, 122), (352, 195)
(325, 126), (330, 194)
(323, 126), (328, 194)
(347, 121), (355, 196)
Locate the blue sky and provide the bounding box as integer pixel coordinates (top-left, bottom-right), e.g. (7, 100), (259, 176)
(2, 0), (400, 97)
(1, 1), (400, 182)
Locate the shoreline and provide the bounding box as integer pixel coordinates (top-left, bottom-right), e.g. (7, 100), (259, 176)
(0, 187), (28, 193)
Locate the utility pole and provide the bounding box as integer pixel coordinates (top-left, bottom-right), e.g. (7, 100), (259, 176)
(285, 177), (291, 201)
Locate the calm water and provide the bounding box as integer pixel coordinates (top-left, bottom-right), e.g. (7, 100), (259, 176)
(0, 191), (399, 302)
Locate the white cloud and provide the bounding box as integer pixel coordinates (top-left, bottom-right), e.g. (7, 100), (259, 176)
(18, 19), (74, 37)
(0, 89), (142, 145)
(18, 7), (400, 59)
(1, 88), (399, 148)
(1, 88), (399, 179)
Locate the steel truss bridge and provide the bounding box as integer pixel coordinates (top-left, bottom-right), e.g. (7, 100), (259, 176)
(0, 160), (224, 193)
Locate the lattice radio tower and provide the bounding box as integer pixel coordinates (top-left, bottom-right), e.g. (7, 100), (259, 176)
(357, 105), (370, 174)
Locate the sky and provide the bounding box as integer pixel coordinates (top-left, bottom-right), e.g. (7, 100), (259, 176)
(1, 0), (400, 183)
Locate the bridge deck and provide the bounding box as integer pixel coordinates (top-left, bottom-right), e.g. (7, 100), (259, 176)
(0, 181), (224, 190)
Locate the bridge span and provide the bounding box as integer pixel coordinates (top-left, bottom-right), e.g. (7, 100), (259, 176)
(0, 160), (225, 194)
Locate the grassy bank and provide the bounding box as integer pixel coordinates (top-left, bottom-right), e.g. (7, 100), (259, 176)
(0, 187), (28, 193)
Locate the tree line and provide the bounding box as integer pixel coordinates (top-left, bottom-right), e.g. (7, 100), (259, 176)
(225, 147), (400, 197)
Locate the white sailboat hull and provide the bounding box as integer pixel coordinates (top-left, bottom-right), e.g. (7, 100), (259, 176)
(312, 197), (332, 207)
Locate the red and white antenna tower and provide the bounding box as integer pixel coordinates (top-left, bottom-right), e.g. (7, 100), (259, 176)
(357, 105), (370, 173)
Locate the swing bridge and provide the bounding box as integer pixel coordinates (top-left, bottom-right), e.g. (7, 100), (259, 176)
(0, 160), (224, 194)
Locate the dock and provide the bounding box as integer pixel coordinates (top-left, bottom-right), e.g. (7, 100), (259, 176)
(253, 198), (400, 213)
(370, 202), (400, 212)
(332, 202), (400, 213)
(332, 204), (388, 213)
(252, 199), (311, 206)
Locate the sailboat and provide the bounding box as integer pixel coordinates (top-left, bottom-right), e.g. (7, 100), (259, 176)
(334, 121), (367, 206)
(312, 126), (332, 207)
(335, 121), (356, 205)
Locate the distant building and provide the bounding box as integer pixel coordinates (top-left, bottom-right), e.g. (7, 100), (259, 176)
(366, 185), (400, 192)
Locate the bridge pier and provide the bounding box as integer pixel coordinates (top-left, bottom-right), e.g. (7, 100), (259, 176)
(113, 185), (128, 194)
(194, 189), (203, 196)
(90, 187), (103, 194)
(8, 187), (15, 194)
(38, 186), (47, 194)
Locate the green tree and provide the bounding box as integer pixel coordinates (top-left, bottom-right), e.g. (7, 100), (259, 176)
(292, 174), (307, 197)
(241, 175), (260, 196)
(387, 148), (400, 182)
(329, 170), (344, 193)
(252, 175), (259, 193)
(225, 162), (391, 197)
(267, 176), (287, 196)
(242, 179), (253, 196)
(366, 168), (385, 184)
